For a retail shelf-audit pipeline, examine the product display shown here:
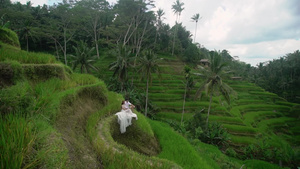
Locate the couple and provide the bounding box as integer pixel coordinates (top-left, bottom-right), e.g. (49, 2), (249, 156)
(115, 99), (138, 133)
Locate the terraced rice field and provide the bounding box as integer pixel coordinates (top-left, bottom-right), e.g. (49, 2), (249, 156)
(97, 53), (300, 153)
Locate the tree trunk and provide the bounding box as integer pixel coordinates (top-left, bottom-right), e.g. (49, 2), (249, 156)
(206, 91), (213, 129)
(181, 82), (187, 126)
(26, 34), (29, 51)
(172, 14), (179, 56)
(63, 28), (67, 65)
(194, 21), (198, 43)
(145, 73), (150, 117)
(54, 40), (59, 60)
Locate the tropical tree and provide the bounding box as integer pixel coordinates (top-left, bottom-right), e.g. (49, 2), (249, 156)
(69, 41), (98, 74)
(171, 0), (184, 56)
(191, 13), (201, 43)
(109, 45), (134, 92)
(195, 51), (235, 128)
(74, 0), (111, 58)
(138, 50), (161, 116)
(154, 8), (165, 47)
(181, 65), (194, 125)
(50, 2), (76, 65)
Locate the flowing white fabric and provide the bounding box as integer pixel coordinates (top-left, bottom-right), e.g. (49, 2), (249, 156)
(115, 108), (138, 133)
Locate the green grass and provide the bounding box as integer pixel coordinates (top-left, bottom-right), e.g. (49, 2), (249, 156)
(0, 113), (35, 169)
(148, 120), (214, 169)
(156, 112), (194, 122)
(154, 100), (214, 108)
(230, 135), (257, 145)
(243, 111), (283, 126)
(0, 28), (20, 47)
(191, 140), (243, 169)
(70, 73), (100, 85)
(244, 159), (289, 169)
(32, 119), (69, 168)
(235, 99), (265, 105)
(149, 93), (182, 101)
(0, 44), (58, 64)
(236, 104), (291, 114)
(249, 91), (278, 97)
(223, 124), (258, 134)
(210, 115), (244, 125)
(89, 95), (181, 168)
(257, 117), (297, 132)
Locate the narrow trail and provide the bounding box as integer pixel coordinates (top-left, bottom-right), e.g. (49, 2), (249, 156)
(56, 96), (103, 169)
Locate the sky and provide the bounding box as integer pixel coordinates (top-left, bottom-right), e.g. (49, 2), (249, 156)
(11, 0), (300, 66)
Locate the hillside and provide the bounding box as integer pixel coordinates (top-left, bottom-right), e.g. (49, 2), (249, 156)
(96, 50), (300, 168)
(1, 28), (299, 169)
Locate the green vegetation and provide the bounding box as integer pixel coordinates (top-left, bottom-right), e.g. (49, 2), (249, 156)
(0, 28), (20, 48)
(0, 113), (34, 169)
(1, 4), (299, 168)
(149, 120), (214, 169)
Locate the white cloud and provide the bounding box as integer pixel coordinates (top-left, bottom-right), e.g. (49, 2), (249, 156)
(11, 0), (48, 6)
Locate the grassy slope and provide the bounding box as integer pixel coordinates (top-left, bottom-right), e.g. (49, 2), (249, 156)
(1, 41), (213, 168)
(96, 52), (299, 168)
(2, 35), (298, 168)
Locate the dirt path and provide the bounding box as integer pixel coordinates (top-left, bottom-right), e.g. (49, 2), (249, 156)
(56, 96), (103, 169)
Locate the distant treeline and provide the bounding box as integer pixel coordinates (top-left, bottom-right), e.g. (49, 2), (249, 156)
(249, 50), (300, 103)
(1, 0), (299, 103)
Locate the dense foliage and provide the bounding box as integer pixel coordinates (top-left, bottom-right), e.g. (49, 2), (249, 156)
(1, 0), (299, 102)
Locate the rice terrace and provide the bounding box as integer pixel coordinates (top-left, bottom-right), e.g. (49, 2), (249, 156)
(0, 0), (299, 168)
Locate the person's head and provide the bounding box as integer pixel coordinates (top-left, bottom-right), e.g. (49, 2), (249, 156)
(121, 100), (125, 105)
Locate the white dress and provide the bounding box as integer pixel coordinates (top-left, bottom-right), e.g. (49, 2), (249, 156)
(115, 105), (138, 133)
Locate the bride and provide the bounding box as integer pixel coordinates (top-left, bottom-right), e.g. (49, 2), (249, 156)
(115, 100), (138, 133)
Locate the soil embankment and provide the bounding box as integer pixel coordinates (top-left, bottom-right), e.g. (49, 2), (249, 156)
(56, 94), (104, 168)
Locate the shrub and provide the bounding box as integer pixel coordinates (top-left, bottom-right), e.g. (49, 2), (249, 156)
(225, 147), (237, 158)
(0, 60), (23, 87)
(0, 28), (20, 48)
(0, 81), (34, 114)
(22, 64), (67, 82)
(202, 122), (231, 149)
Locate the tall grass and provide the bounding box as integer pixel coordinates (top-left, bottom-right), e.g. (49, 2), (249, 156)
(0, 81), (34, 114)
(149, 120), (214, 169)
(32, 119), (69, 168)
(0, 42), (58, 64)
(70, 73), (100, 85)
(0, 113), (35, 169)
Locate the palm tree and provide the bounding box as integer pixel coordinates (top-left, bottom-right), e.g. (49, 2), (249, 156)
(154, 8), (165, 47)
(171, 0), (184, 56)
(181, 65), (194, 126)
(195, 51), (235, 128)
(69, 41), (98, 74)
(138, 50), (161, 117)
(109, 45), (133, 92)
(191, 13), (201, 43)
